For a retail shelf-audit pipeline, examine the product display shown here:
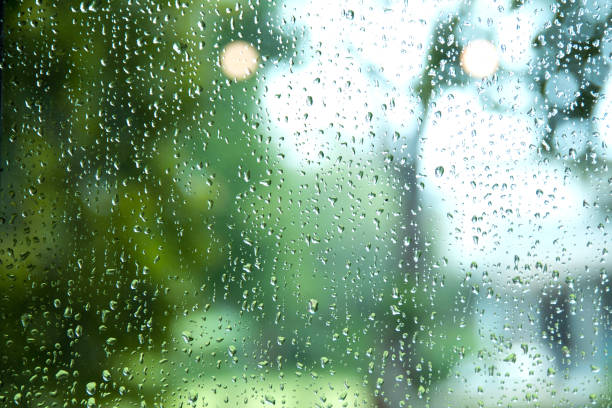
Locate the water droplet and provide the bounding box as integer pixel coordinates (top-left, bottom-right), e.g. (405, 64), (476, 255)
(503, 353), (517, 363)
(86, 381), (97, 396)
(182, 331), (194, 343)
(308, 299), (319, 314)
(320, 356), (329, 367)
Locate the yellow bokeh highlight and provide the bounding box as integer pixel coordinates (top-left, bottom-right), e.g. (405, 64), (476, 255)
(220, 40), (260, 80)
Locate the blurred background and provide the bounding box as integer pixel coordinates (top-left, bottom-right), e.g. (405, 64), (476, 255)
(0, 0), (610, 407)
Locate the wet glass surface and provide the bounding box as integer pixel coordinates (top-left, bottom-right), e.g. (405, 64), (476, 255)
(0, 0), (610, 406)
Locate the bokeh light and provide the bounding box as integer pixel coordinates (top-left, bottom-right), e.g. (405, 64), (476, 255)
(220, 40), (259, 81)
(460, 39), (499, 78)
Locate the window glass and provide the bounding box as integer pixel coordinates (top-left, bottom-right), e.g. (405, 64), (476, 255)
(1, 0), (610, 406)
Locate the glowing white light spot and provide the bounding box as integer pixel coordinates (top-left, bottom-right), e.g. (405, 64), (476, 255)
(460, 39), (499, 78)
(220, 41), (259, 81)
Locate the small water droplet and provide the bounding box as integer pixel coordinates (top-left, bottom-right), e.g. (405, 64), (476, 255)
(343, 9), (355, 20)
(320, 356), (329, 367)
(308, 299), (319, 314)
(181, 331), (194, 343)
(503, 353), (517, 363)
(55, 370), (69, 380)
(86, 381), (97, 396)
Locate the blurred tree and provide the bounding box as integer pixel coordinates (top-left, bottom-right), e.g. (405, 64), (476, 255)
(0, 1), (292, 405)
